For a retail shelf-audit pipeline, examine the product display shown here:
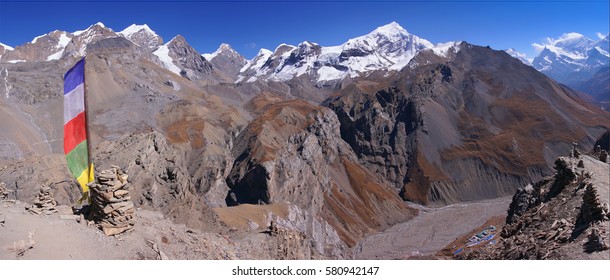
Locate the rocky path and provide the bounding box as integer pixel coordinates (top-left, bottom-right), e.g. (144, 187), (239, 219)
(354, 197), (511, 259)
(0, 200), (249, 260)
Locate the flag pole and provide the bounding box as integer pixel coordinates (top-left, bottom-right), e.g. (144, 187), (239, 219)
(82, 56), (94, 199)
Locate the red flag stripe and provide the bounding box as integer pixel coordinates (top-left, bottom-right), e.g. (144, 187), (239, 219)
(63, 111), (87, 154)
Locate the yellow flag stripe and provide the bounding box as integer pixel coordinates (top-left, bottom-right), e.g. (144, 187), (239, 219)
(76, 162), (94, 194)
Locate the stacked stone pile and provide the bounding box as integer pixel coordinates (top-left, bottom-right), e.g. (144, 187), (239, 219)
(28, 185), (57, 215)
(585, 228), (608, 252)
(582, 183), (607, 222)
(89, 166), (135, 236)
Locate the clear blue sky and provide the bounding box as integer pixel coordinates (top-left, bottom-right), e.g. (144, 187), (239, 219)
(1, 0), (608, 59)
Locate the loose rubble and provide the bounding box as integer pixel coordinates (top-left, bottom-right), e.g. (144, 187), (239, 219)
(88, 166), (135, 236)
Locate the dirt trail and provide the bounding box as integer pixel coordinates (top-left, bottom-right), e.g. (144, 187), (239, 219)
(0, 200), (129, 259)
(0, 200), (246, 260)
(355, 197), (511, 259)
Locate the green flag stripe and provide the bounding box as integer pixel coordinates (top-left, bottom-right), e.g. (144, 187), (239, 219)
(66, 140), (89, 178)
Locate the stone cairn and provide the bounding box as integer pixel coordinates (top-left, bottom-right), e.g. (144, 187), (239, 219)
(28, 185), (58, 215)
(582, 183), (608, 223)
(570, 142), (580, 158)
(0, 182), (10, 200)
(89, 166), (135, 236)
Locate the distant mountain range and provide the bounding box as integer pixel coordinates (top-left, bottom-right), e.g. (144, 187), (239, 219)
(504, 32), (609, 106)
(2, 22), (607, 103)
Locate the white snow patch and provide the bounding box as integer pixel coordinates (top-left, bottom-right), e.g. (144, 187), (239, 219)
(47, 50), (64, 61)
(317, 66), (346, 82)
(202, 43), (233, 61)
(595, 46), (609, 57)
(202, 53), (216, 61)
(72, 22), (108, 36)
(241, 48), (272, 73)
(505, 48), (533, 65)
(45, 33), (71, 61)
(153, 45), (181, 75)
(0, 42), (14, 51)
(7, 60), (25, 63)
(431, 41), (461, 58)
(119, 24), (156, 38)
(31, 34), (46, 44)
(544, 44), (585, 60)
(58, 33), (71, 47)
(246, 76), (257, 83)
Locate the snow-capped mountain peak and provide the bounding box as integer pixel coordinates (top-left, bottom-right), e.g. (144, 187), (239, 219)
(532, 32), (609, 85)
(119, 24), (162, 50)
(119, 24), (155, 37)
(238, 22), (437, 84)
(505, 48), (533, 65)
(203, 43), (240, 61)
(72, 22), (112, 36)
(369, 21), (409, 39)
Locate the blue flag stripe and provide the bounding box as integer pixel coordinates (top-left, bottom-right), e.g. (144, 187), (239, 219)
(64, 58), (85, 95)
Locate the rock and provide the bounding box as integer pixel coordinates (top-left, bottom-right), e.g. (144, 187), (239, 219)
(585, 228), (609, 252)
(506, 183), (541, 224)
(28, 184), (57, 215)
(89, 167), (135, 236)
(247, 219), (259, 230)
(159, 250), (169, 260)
(600, 150), (608, 163)
(0, 182), (11, 200)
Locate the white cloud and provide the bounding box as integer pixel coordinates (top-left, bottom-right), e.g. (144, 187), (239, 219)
(596, 32), (607, 39)
(245, 42), (257, 49)
(532, 43), (546, 53)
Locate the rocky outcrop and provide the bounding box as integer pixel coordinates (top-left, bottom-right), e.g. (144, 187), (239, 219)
(459, 155), (609, 259)
(226, 100), (415, 252)
(203, 44), (247, 82)
(166, 35), (213, 80)
(505, 181), (544, 224)
(93, 131), (232, 231)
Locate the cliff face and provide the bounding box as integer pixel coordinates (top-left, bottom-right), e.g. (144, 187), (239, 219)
(225, 100), (416, 250)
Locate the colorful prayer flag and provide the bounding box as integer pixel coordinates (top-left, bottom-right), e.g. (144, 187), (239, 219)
(63, 58), (94, 195)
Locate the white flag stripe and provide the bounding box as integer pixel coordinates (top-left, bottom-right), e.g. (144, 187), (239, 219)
(63, 83), (85, 125)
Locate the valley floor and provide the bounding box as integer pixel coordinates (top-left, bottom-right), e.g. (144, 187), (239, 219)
(355, 196), (512, 259)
